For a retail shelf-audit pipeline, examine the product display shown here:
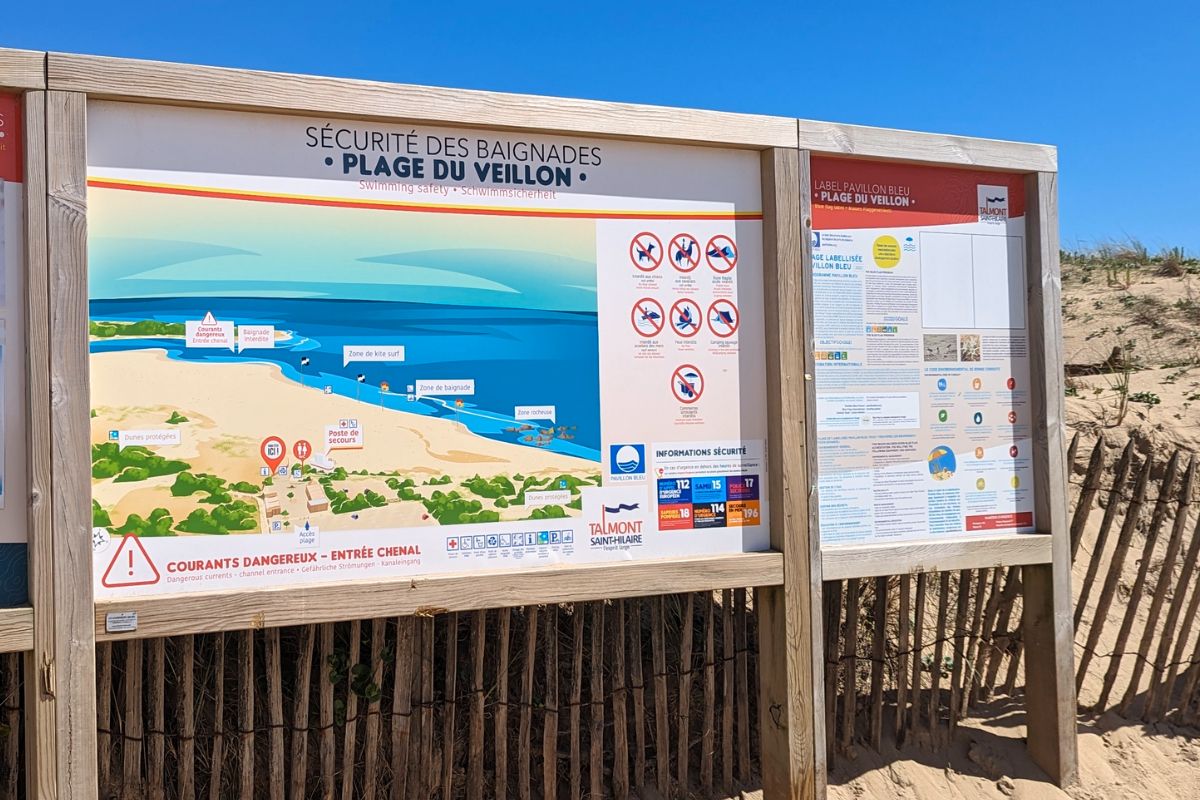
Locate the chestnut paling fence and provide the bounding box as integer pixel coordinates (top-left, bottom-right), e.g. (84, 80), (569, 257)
(3, 433), (1200, 798)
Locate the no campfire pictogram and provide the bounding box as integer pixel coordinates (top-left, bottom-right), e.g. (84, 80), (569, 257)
(671, 364), (704, 404)
(631, 297), (665, 337)
(705, 234), (738, 272)
(629, 232), (663, 271)
(707, 299), (740, 337)
(101, 534), (162, 588)
(670, 298), (702, 338)
(669, 234), (700, 272)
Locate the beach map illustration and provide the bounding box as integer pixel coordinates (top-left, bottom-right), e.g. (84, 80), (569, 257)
(87, 102), (770, 597)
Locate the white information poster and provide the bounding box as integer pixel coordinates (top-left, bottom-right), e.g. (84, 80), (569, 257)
(87, 102), (769, 598)
(811, 158), (1034, 545)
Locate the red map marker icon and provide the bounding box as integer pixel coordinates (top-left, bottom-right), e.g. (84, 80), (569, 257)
(293, 439), (312, 465)
(261, 436), (286, 473)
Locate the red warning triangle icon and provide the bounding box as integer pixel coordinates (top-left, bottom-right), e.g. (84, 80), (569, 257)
(101, 534), (162, 588)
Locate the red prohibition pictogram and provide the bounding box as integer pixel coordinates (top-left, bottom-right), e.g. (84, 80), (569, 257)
(101, 534), (161, 588)
(669, 298), (702, 338)
(705, 234), (738, 272)
(669, 233), (700, 272)
(631, 297), (665, 337)
(629, 232), (663, 271)
(707, 299), (740, 337)
(671, 364), (704, 404)
(293, 439), (313, 464)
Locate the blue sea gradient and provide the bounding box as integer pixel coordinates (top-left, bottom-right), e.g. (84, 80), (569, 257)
(90, 298), (601, 461)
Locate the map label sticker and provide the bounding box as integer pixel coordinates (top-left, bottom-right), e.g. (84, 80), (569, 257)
(515, 405), (557, 424)
(117, 429), (182, 450)
(525, 490), (572, 506)
(238, 324), (275, 351)
(185, 311), (235, 350)
(416, 379), (475, 397)
(105, 611), (138, 633)
(297, 523), (319, 548)
(325, 421), (364, 451)
(343, 344), (406, 366)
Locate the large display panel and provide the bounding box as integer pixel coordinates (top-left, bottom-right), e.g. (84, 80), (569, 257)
(811, 158), (1034, 546)
(87, 102), (769, 598)
(0, 93), (26, 606)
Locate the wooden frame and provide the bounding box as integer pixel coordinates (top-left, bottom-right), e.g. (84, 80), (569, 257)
(0, 45), (1075, 800)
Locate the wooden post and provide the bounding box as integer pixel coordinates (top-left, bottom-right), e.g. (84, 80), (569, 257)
(26, 88), (99, 800)
(757, 145), (823, 799)
(1020, 171), (1078, 786)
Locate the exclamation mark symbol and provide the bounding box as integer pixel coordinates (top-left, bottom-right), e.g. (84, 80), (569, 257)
(128, 549), (134, 576)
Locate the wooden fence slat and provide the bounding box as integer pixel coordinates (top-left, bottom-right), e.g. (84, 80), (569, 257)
(701, 594), (715, 794)
(1, 654), (18, 800)
(208, 633), (226, 800)
(960, 569), (989, 719)
(839, 578), (860, 752)
(1147, 499), (1200, 719)
(1098, 451), (1180, 710)
(419, 618), (434, 798)
(612, 600), (630, 800)
(869, 577), (886, 751)
(123, 639), (144, 800)
(909, 574), (927, 735)
(630, 598), (646, 795)
(722, 589), (736, 792)
(1076, 456), (1154, 691)
(179, 636), (196, 800)
(542, 605), (559, 800)
(929, 573), (951, 744)
(1069, 437), (1107, 561)
(734, 588), (750, 780)
(147, 637), (166, 800)
(362, 619), (386, 800)
(290, 625), (315, 800)
(569, 605), (584, 800)
(469, 611), (487, 800)
(340, 621), (362, 800)
(895, 576), (911, 743)
(1066, 432), (1080, 475)
(265, 627), (284, 800)
(1074, 440), (1135, 629)
(389, 617), (415, 800)
(318, 624), (335, 800)
(238, 630), (255, 800)
(948, 571), (971, 738)
(1122, 456), (1196, 716)
(98, 641), (113, 798)
(589, 603), (605, 800)
(441, 612), (459, 800)
(651, 596), (670, 796)
(677, 593), (695, 791)
(495, 609), (511, 800)
(982, 567), (1021, 699)
(518, 607), (538, 800)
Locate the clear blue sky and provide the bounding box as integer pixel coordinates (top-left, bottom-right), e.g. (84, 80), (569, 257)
(5, 1), (1198, 253)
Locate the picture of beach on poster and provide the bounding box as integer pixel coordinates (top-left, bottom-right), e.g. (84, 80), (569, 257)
(88, 185), (602, 538)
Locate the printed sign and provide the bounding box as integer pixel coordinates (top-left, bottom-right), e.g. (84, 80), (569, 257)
(811, 158), (1034, 545)
(86, 101), (770, 598)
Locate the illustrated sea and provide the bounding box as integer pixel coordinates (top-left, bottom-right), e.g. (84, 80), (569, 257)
(89, 297), (601, 462)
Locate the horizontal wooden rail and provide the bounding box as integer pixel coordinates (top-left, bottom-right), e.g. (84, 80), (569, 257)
(0, 605), (34, 652)
(0, 47), (45, 90)
(94, 551), (784, 641)
(821, 534), (1053, 581)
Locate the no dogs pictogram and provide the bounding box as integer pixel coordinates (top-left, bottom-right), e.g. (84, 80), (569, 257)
(669, 234), (700, 272)
(705, 235), (738, 272)
(671, 364), (704, 404)
(101, 534), (162, 588)
(631, 297), (665, 337)
(629, 232), (663, 271)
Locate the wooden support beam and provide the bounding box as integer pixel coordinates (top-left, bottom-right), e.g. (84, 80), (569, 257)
(1020, 171), (1078, 787)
